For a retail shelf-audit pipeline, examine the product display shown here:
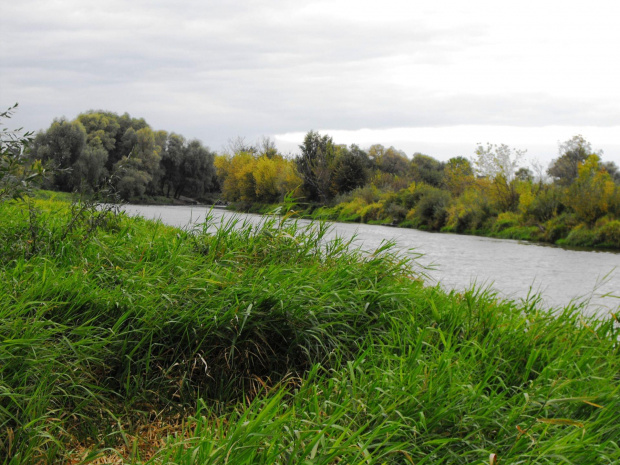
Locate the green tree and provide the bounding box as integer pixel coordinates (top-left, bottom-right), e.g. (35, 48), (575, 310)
(70, 144), (109, 192)
(113, 158), (151, 199)
(112, 127), (161, 199)
(602, 161), (620, 184)
(31, 118), (87, 191)
(410, 153), (445, 187)
(296, 131), (336, 203)
(77, 111), (120, 153)
(175, 140), (216, 199)
(332, 145), (369, 195)
(109, 113), (149, 167)
(515, 167), (534, 182)
(160, 133), (185, 197)
(370, 145), (409, 175)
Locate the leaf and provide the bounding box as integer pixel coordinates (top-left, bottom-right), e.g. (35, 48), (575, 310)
(536, 418), (584, 428)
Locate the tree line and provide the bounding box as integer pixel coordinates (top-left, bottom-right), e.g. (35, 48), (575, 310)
(24, 109), (620, 248)
(289, 132), (620, 248)
(29, 111), (217, 200)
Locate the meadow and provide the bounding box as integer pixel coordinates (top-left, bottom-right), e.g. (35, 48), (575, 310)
(1, 194), (619, 464)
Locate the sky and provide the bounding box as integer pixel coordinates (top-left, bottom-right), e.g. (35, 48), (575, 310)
(1, 0), (619, 166)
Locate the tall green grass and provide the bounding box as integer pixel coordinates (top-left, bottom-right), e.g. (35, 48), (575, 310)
(0, 197), (618, 464)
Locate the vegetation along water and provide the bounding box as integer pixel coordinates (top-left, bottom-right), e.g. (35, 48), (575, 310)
(1, 106), (619, 463)
(24, 108), (620, 251)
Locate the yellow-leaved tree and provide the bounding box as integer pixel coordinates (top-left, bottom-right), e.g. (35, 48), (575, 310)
(567, 154), (616, 224)
(216, 152), (301, 203)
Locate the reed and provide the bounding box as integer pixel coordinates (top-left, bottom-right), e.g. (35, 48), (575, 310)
(0, 196), (618, 464)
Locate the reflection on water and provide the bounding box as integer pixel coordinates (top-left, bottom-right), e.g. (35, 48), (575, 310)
(122, 205), (620, 316)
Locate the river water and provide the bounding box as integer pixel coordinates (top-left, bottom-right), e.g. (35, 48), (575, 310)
(122, 205), (619, 316)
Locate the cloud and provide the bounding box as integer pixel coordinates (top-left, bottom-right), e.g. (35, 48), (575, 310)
(1, 0), (619, 161)
(275, 125), (620, 166)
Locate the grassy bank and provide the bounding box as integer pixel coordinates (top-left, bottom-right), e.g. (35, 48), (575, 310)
(226, 200), (620, 252)
(1, 196), (619, 464)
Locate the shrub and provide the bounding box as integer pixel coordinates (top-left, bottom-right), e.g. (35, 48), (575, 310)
(595, 219), (620, 248)
(445, 187), (495, 233)
(359, 201), (385, 222)
(542, 212), (578, 243)
(523, 184), (564, 222)
(384, 202), (408, 224)
(559, 223), (599, 247)
(494, 225), (541, 241)
(492, 211), (521, 233)
(1, 104), (45, 201)
(355, 185), (381, 204)
(410, 186), (452, 230)
(395, 182), (424, 209)
(334, 197), (367, 222)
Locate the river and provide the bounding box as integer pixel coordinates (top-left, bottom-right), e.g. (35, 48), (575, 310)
(122, 204), (619, 316)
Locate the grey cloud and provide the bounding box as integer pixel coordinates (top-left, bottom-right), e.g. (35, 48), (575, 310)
(2, 0), (618, 151)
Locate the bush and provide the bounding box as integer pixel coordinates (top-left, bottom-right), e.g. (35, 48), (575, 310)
(333, 197), (367, 222)
(594, 218), (620, 248)
(384, 202), (408, 224)
(359, 201), (385, 222)
(445, 187), (495, 233)
(559, 223), (599, 248)
(492, 211), (521, 233)
(542, 212), (578, 243)
(395, 182), (425, 209)
(0, 104), (44, 201)
(410, 186), (452, 230)
(494, 225), (541, 242)
(524, 184), (565, 222)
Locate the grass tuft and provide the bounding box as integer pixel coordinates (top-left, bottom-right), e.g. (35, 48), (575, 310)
(1, 196), (618, 464)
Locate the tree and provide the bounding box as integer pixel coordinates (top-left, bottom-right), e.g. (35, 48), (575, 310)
(112, 127), (161, 199)
(370, 145), (409, 175)
(410, 153), (445, 187)
(296, 131), (336, 203)
(30, 118), (87, 191)
(515, 167), (534, 182)
(567, 154), (616, 223)
(225, 136), (257, 157)
(332, 145), (369, 195)
(77, 111), (120, 153)
(70, 144), (109, 192)
(602, 161), (620, 184)
(473, 143), (525, 181)
(473, 143), (526, 212)
(113, 158), (151, 199)
(443, 156), (474, 196)
(256, 136), (279, 159)
(216, 149), (301, 203)
(215, 151), (256, 202)
(109, 113), (149, 167)
(175, 140), (216, 199)
(160, 133), (185, 197)
(547, 135), (599, 186)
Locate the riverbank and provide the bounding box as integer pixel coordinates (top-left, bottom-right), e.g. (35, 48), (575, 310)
(1, 196), (619, 464)
(224, 200), (620, 252)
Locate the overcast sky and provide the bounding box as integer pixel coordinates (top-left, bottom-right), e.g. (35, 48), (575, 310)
(2, 0), (619, 165)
